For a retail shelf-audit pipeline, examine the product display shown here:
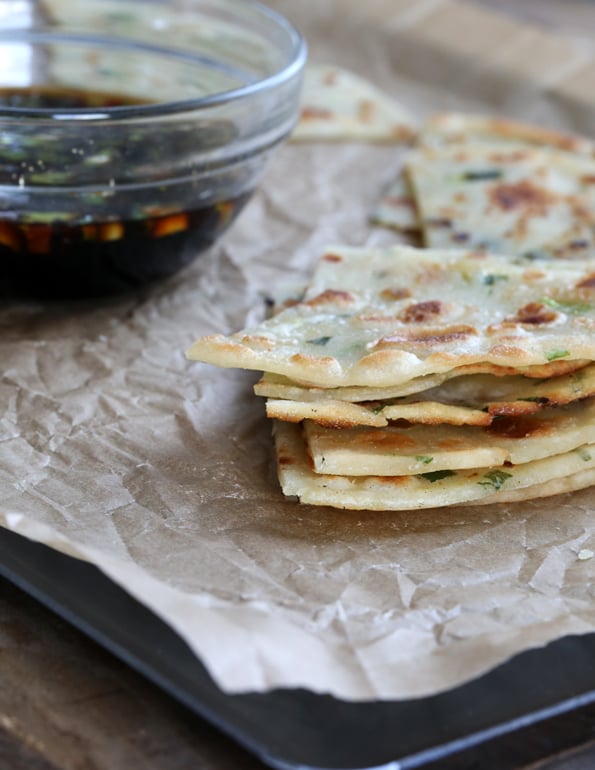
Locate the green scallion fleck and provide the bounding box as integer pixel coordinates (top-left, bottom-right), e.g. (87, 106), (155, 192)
(546, 349), (570, 362)
(541, 296), (594, 315)
(477, 469), (513, 491)
(420, 469), (455, 482)
(462, 169), (503, 181)
(482, 274), (509, 287)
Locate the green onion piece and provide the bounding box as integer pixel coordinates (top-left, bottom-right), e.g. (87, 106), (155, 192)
(477, 469), (513, 491)
(546, 349), (570, 362)
(420, 469), (455, 482)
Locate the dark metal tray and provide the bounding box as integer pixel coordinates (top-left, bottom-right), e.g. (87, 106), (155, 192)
(1, 525), (595, 769)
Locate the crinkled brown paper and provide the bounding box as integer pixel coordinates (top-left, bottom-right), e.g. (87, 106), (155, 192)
(2, 0), (595, 700)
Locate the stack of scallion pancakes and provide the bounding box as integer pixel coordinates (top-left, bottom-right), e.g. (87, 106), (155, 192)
(187, 243), (595, 510)
(187, 97), (595, 510)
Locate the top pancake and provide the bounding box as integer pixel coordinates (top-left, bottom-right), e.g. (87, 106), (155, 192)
(187, 244), (595, 388)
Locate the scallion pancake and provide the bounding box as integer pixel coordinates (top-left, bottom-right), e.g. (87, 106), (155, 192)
(254, 358), (590, 402)
(274, 421), (595, 511)
(467, 466), (595, 506)
(187, 245), (595, 388)
(292, 65), (418, 143)
(303, 395), (595, 476)
(406, 142), (595, 258)
(372, 112), (595, 235)
(265, 362), (595, 427)
(266, 396), (490, 428)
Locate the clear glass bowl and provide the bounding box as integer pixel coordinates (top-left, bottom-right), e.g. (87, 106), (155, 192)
(0, 0), (306, 298)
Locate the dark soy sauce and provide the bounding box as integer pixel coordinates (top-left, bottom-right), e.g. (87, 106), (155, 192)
(0, 86), (252, 299)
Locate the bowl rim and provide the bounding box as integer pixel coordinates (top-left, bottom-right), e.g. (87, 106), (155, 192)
(0, 0), (307, 122)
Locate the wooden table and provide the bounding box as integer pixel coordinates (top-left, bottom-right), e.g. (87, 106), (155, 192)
(3, 574), (595, 770)
(4, 1), (595, 769)
(3, 572), (595, 770)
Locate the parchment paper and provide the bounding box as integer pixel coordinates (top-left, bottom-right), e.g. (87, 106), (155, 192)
(3, 0), (595, 701)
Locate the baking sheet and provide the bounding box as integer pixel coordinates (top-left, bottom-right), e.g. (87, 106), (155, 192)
(2, 525), (595, 770)
(2, 0), (595, 707)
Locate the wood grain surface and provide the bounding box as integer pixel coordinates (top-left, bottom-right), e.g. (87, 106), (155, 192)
(4, 2), (595, 769)
(4, 574), (595, 770)
(0, 579), (266, 770)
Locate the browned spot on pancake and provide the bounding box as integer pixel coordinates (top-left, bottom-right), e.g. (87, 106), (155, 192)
(290, 353), (336, 366)
(519, 360), (590, 377)
(322, 70), (338, 86)
(376, 475), (409, 485)
(498, 335), (530, 343)
(277, 455), (295, 466)
(487, 344), (528, 359)
(357, 99), (375, 123)
(577, 272), (595, 290)
(454, 362), (519, 377)
(323, 253), (343, 262)
(487, 415), (551, 439)
(568, 198), (592, 225)
(415, 262), (447, 284)
(452, 360), (586, 378)
(487, 321), (519, 333)
(304, 289), (355, 306)
(303, 411), (377, 430)
(380, 286), (412, 301)
(276, 298), (301, 312)
(357, 313), (400, 323)
(523, 127), (583, 152)
(240, 334), (275, 350)
(487, 400), (548, 417)
(581, 175), (595, 185)
(376, 324), (477, 348)
(399, 300), (444, 323)
(436, 438), (468, 449)
(390, 125), (415, 140)
(355, 430), (418, 451)
(313, 419), (360, 429)
(486, 150), (529, 163)
(522, 269), (546, 281)
(505, 302), (559, 325)
(573, 317), (595, 330)
(357, 349), (413, 371)
(489, 179), (555, 215)
(301, 106), (333, 120)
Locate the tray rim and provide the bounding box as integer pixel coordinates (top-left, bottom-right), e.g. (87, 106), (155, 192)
(2, 526), (595, 770)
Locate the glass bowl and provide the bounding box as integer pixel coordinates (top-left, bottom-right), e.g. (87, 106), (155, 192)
(0, 0), (306, 299)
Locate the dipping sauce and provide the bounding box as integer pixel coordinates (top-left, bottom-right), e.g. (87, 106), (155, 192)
(0, 196), (251, 298)
(0, 85), (152, 110)
(0, 86), (253, 299)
